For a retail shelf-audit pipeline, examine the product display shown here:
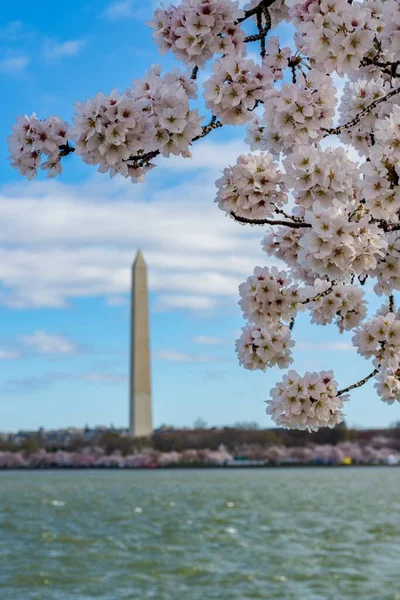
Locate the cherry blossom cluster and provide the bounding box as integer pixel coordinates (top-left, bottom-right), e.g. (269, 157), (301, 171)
(148, 0), (245, 68)
(353, 311), (400, 370)
(215, 153), (287, 220)
(362, 156), (400, 221)
(375, 367), (400, 404)
(338, 77), (394, 155)
(8, 115), (69, 180)
(291, 0), (376, 75)
(381, 0), (400, 55)
(360, 106), (400, 221)
(301, 281), (367, 333)
(373, 233), (400, 296)
(352, 306), (400, 402)
(203, 54), (268, 125)
(204, 35), (295, 126)
(261, 37), (292, 82)
(299, 201), (387, 280)
(266, 370), (347, 431)
(130, 67), (202, 158)
(284, 145), (360, 210)
(262, 224), (313, 283)
(70, 66), (202, 182)
(259, 70), (336, 155)
(374, 105), (400, 171)
(71, 91), (147, 181)
(236, 322), (294, 371)
(239, 266), (301, 325)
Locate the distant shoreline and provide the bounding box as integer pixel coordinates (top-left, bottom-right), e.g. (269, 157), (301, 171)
(1, 463), (399, 471)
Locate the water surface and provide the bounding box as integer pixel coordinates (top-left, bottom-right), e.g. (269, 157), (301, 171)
(1, 468), (399, 599)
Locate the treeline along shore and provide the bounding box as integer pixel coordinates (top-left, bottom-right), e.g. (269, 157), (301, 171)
(1, 424), (400, 468)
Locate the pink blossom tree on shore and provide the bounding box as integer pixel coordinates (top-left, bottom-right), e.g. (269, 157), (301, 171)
(0, 442), (399, 468)
(8, 0), (400, 430)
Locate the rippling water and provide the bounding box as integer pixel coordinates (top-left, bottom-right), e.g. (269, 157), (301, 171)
(1, 468), (400, 599)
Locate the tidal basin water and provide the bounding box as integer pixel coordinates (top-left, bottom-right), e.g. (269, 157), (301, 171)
(1, 468), (400, 600)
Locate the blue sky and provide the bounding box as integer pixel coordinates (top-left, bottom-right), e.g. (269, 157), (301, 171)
(1, 0), (399, 432)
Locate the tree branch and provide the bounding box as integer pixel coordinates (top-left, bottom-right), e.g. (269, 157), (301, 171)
(300, 284), (334, 305)
(230, 212), (311, 227)
(59, 143), (75, 157)
(389, 294), (395, 312)
(323, 86), (400, 136)
(361, 56), (400, 78)
(256, 9), (266, 58)
(337, 369), (378, 396)
(190, 65), (199, 80)
(236, 0), (276, 24)
(376, 220), (400, 233)
(126, 118), (222, 168)
(274, 207), (303, 223)
(192, 117), (222, 141)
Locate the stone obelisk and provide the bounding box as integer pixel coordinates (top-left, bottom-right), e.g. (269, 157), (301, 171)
(129, 250), (153, 437)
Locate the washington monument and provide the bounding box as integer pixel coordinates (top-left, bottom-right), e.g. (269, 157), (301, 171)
(129, 250), (153, 437)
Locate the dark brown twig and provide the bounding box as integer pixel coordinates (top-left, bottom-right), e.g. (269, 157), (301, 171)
(256, 9), (266, 58)
(389, 294), (395, 312)
(236, 0), (276, 24)
(338, 369), (379, 396)
(230, 212), (311, 228)
(300, 284), (335, 305)
(323, 86), (400, 136)
(59, 143), (75, 157)
(361, 56), (400, 78)
(190, 65), (199, 80)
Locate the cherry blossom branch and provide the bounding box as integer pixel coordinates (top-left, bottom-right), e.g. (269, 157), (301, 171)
(337, 369), (379, 396)
(125, 118), (224, 168)
(243, 1), (272, 57)
(55, 113), (223, 172)
(361, 56), (400, 78)
(376, 220), (400, 233)
(389, 294), (395, 312)
(229, 212), (311, 228)
(257, 9), (266, 57)
(274, 207), (303, 223)
(260, 2), (272, 30)
(300, 284), (335, 305)
(323, 86), (400, 136)
(236, 0), (276, 24)
(192, 116), (223, 141)
(59, 143), (75, 157)
(191, 65), (199, 80)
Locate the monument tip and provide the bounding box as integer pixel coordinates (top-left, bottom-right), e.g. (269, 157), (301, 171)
(133, 249), (146, 268)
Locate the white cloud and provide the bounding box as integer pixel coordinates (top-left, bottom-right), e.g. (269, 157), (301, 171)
(42, 39), (86, 61)
(0, 56), (29, 73)
(297, 341), (354, 352)
(167, 139), (247, 171)
(0, 349), (21, 360)
(104, 0), (135, 18)
(0, 21), (25, 41)
(0, 151), (271, 311)
(19, 331), (82, 355)
(156, 295), (217, 312)
(155, 349), (221, 363)
(81, 372), (127, 384)
(4, 370), (126, 391)
(193, 335), (228, 345)
(103, 0), (158, 20)
(106, 295), (129, 307)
